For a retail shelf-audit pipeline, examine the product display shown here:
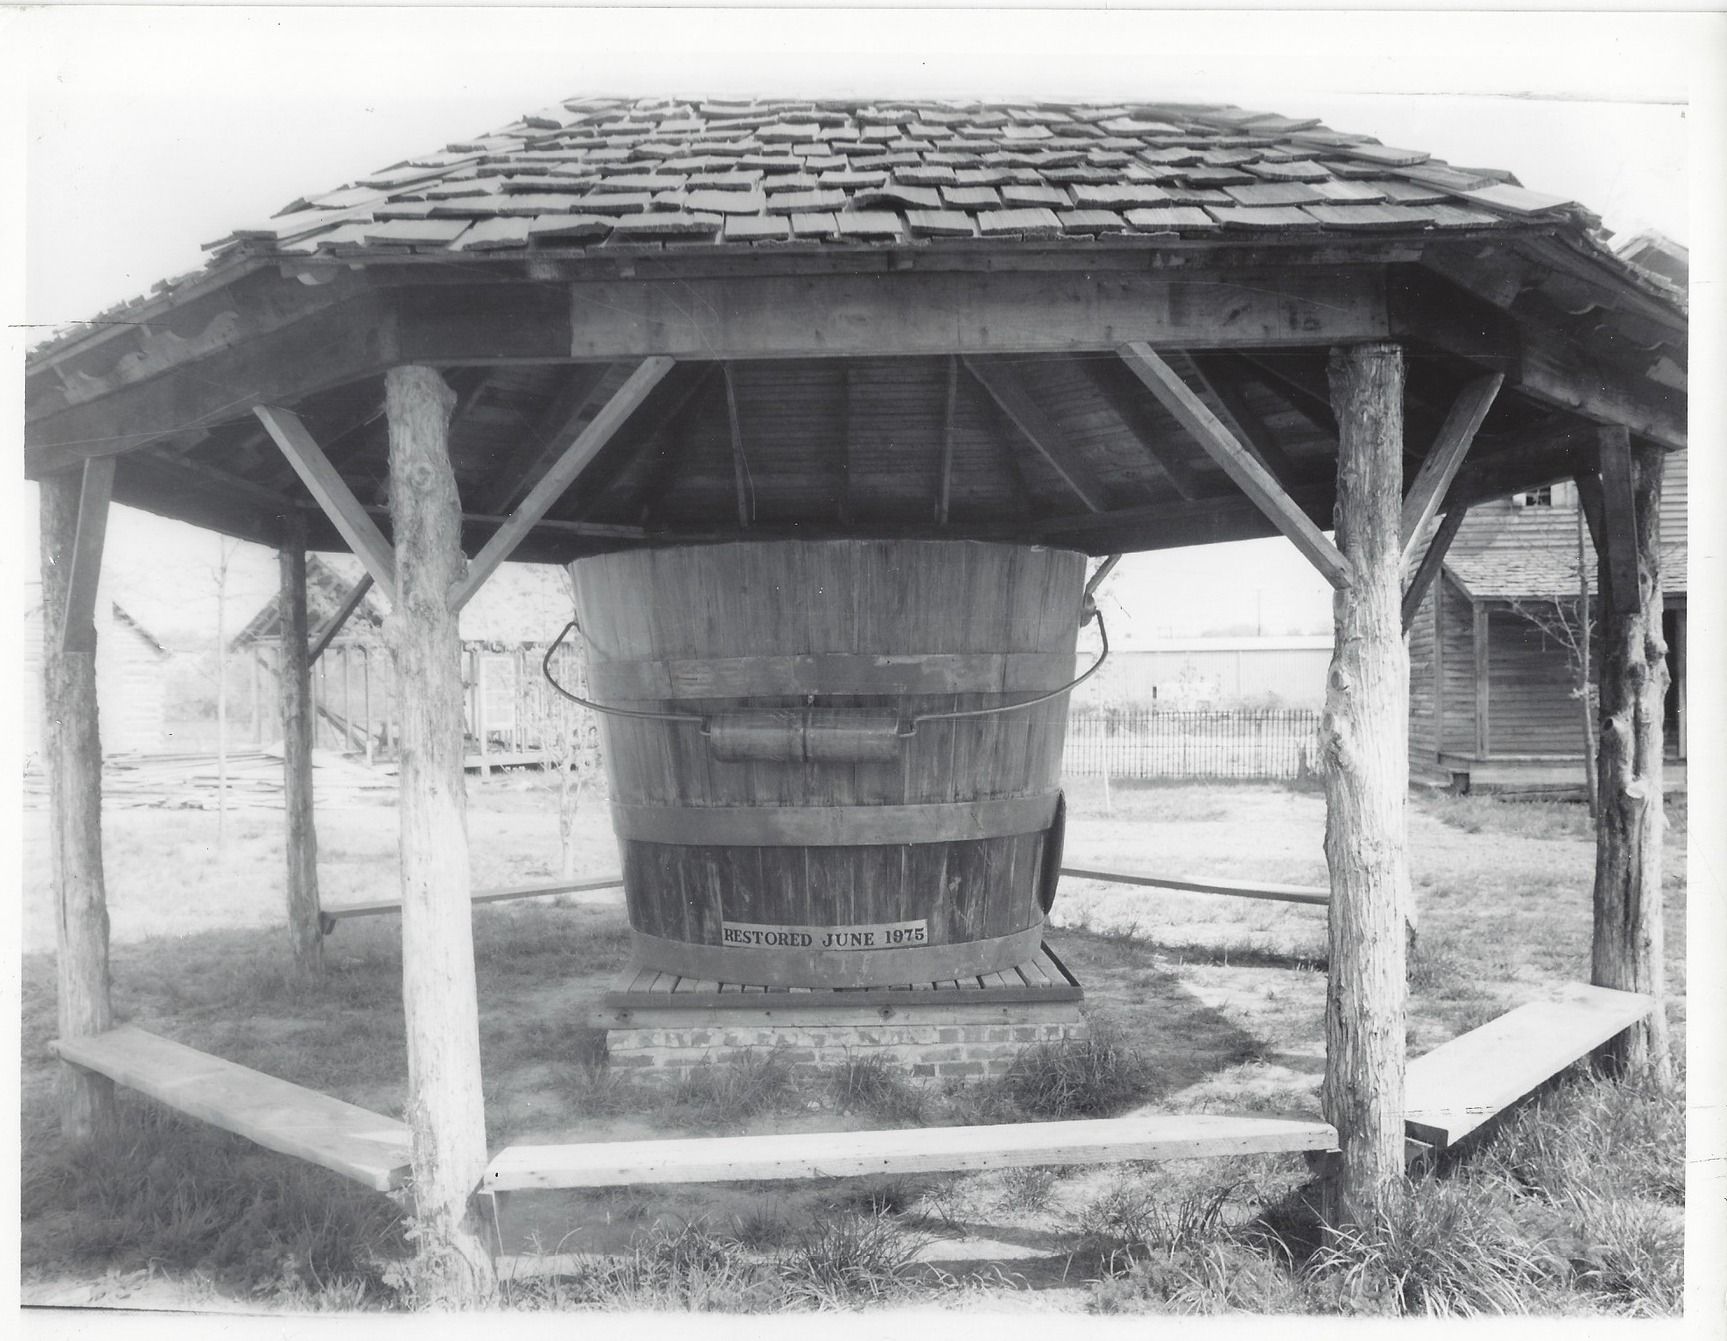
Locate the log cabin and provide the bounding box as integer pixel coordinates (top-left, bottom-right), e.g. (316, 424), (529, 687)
(26, 93), (1685, 1277)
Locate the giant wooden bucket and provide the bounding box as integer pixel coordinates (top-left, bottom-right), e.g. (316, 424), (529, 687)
(569, 540), (1085, 987)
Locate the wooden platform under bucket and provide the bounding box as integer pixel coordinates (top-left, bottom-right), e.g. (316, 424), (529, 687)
(595, 941), (1082, 1024)
(592, 942), (1087, 1082)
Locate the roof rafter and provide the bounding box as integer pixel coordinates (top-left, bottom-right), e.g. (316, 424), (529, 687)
(480, 362), (614, 515)
(1077, 356), (1204, 501)
(1186, 355), (1311, 488)
(451, 357), (675, 611)
(962, 356), (1112, 513)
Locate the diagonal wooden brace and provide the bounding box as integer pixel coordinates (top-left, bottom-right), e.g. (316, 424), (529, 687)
(58, 457), (116, 654)
(1399, 373), (1502, 571)
(1117, 342), (1350, 588)
(309, 573), (376, 665)
(255, 404), (397, 597)
(1401, 507), (1468, 633)
(451, 356), (675, 612)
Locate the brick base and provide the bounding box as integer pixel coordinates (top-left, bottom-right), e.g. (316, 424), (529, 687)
(602, 1007), (1089, 1086)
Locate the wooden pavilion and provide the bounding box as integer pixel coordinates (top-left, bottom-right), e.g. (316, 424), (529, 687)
(26, 95), (1683, 1297)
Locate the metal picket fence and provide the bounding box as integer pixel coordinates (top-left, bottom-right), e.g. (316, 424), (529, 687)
(1061, 708), (1323, 781)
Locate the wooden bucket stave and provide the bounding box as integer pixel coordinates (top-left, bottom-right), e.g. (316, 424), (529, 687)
(571, 539), (1084, 988)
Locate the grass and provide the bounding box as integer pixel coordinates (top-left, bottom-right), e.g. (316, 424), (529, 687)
(500, 1213), (929, 1311)
(20, 1099), (406, 1307)
(19, 779), (1687, 1313)
(986, 1014), (1153, 1118)
(826, 1053), (929, 1125)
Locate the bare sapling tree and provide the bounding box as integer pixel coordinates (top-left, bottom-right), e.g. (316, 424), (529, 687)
(211, 536), (239, 849)
(1505, 504), (1599, 815)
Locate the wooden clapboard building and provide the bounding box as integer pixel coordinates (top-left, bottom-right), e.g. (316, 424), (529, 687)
(1406, 231), (1688, 793)
(1407, 461), (1687, 792)
(231, 554), (579, 766)
(22, 589), (171, 765)
(26, 95), (1686, 1265)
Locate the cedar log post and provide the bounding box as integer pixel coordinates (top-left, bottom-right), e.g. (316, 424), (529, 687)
(1587, 430), (1672, 1082)
(40, 470), (118, 1142)
(1320, 344), (1411, 1214)
(384, 365), (496, 1301)
(280, 515), (323, 973)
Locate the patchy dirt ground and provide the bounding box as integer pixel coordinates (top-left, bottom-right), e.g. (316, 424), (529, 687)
(19, 776), (1687, 1312)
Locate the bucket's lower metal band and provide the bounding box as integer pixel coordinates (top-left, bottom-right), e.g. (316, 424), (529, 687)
(628, 922), (1046, 990)
(611, 793), (1059, 847)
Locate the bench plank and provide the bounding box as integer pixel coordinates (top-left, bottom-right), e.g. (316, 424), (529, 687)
(486, 1113), (1337, 1191)
(323, 874), (623, 921)
(51, 1026), (412, 1193)
(1404, 985), (1655, 1150)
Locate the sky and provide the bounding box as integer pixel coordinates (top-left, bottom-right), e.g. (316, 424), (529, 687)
(4, 5), (1717, 647)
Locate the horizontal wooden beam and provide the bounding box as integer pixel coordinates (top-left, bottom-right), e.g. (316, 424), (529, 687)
(26, 294), (397, 471)
(553, 265), (1392, 361)
(1061, 866), (1329, 906)
(322, 874), (623, 923)
(1117, 342), (1351, 588)
(254, 405), (397, 595)
(486, 1113), (1340, 1191)
(1393, 265), (1684, 451)
(450, 357), (675, 611)
(1443, 419), (1599, 514)
(1038, 486), (1333, 555)
(1399, 372), (1502, 569)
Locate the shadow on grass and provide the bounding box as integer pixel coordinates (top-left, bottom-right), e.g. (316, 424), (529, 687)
(1044, 931), (1281, 1098)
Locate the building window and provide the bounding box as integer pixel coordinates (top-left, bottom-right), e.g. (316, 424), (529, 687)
(1515, 485), (1553, 508)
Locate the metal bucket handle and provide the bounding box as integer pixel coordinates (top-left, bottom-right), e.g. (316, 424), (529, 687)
(542, 609), (1106, 737)
(541, 557), (1114, 746)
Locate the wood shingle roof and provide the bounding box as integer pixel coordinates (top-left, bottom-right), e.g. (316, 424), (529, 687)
(226, 97), (1594, 259)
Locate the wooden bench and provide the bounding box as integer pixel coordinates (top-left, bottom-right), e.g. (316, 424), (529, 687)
(1403, 984), (1655, 1152)
(50, 1026), (413, 1193)
(1061, 865), (1329, 907)
(320, 873), (623, 927)
(485, 1113), (1338, 1192)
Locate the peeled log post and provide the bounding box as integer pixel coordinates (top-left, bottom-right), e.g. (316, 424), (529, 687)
(1590, 432), (1672, 1082)
(280, 517), (323, 973)
(1320, 343), (1411, 1215)
(40, 472), (118, 1143)
(384, 365), (496, 1301)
